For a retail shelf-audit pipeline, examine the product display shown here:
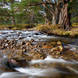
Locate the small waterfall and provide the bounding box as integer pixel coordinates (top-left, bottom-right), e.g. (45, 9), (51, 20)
(15, 67), (60, 77)
(30, 56), (77, 64)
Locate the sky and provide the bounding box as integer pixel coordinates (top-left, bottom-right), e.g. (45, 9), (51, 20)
(2, 0), (21, 9)
(15, 0), (21, 2)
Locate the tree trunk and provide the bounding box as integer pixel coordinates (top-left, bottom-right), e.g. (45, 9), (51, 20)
(52, 15), (56, 25)
(45, 17), (50, 24)
(41, 0), (71, 30)
(11, 16), (16, 25)
(59, 0), (71, 30)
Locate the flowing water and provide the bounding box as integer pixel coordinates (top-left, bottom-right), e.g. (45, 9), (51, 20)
(0, 30), (78, 78)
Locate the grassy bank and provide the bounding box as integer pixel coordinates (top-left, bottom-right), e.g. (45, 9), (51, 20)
(0, 24), (35, 30)
(36, 24), (78, 38)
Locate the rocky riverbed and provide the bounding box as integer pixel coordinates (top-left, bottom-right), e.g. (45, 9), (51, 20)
(0, 30), (78, 78)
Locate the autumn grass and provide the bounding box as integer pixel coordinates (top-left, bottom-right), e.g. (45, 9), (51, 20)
(72, 23), (78, 27)
(0, 24), (35, 30)
(36, 24), (78, 37)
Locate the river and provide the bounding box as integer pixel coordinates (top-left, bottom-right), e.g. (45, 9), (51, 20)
(0, 30), (78, 78)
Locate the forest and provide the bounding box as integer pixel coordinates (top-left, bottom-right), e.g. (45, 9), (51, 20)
(0, 0), (77, 26)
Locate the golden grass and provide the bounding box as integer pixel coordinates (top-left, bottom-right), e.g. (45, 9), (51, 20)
(36, 24), (78, 37)
(36, 24), (60, 34)
(0, 24), (35, 30)
(72, 23), (78, 27)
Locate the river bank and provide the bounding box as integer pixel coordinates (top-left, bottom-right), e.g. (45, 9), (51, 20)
(0, 24), (78, 38)
(36, 24), (78, 38)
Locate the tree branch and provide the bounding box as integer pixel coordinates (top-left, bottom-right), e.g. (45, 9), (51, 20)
(28, 2), (54, 6)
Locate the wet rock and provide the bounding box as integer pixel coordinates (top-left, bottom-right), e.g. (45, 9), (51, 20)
(22, 41), (26, 45)
(56, 66), (72, 74)
(51, 41), (63, 52)
(1, 58), (29, 70)
(50, 41), (57, 46)
(30, 39), (35, 42)
(34, 32), (41, 35)
(7, 59), (20, 69)
(57, 45), (63, 52)
(1, 58), (19, 70)
(26, 42), (31, 46)
(57, 41), (62, 45)
(51, 47), (58, 52)
(29, 51), (46, 60)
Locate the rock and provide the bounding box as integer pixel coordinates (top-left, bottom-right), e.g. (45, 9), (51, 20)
(51, 46), (63, 52)
(57, 41), (64, 52)
(22, 41), (26, 45)
(56, 51), (61, 55)
(57, 45), (63, 52)
(7, 59), (19, 69)
(57, 41), (62, 45)
(51, 47), (58, 51)
(29, 51), (46, 60)
(1, 58), (29, 70)
(12, 58), (29, 67)
(1, 58), (19, 70)
(50, 42), (57, 46)
(30, 39), (35, 42)
(26, 42), (31, 46)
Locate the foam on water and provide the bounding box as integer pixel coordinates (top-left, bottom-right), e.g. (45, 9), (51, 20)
(0, 68), (61, 78)
(0, 66), (77, 78)
(15, 67), (60, 77)
(67, 66), (78, 74)
(0, 30), (57, 41)
(67, 44), (78, 51)
(0, 72), (27, 78)
(1, 57), (78, 78)
(30, 56), (76, 64)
